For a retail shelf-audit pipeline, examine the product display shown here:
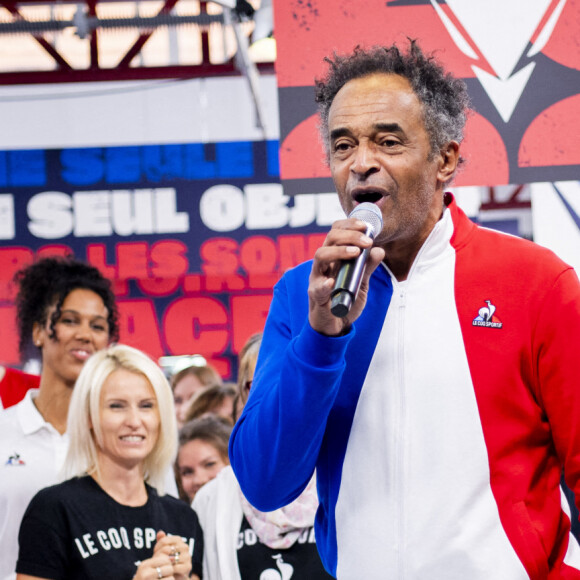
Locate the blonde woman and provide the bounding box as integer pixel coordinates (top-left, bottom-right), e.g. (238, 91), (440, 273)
(16, 344), (203, 580)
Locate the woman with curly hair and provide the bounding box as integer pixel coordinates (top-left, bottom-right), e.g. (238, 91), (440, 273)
(0, 255), (118, 580)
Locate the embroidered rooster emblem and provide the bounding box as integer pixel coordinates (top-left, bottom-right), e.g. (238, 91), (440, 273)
(472, 299), (503, 328)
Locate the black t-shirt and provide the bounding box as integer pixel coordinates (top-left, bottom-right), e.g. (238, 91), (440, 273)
(236, 515), (334, 579)
(17, 476), (203, 580)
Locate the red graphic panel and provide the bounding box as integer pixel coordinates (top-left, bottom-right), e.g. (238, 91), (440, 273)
(455, 112), (509, 187)
(274, 0), (580, 188)
(280, 114), (330, 180)
(542, 0), (580, 70)
(519, 94), (580, 167)
(275, 1), (475, 88)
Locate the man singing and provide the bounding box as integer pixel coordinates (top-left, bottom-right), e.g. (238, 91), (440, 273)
(229, 41), (580, 579)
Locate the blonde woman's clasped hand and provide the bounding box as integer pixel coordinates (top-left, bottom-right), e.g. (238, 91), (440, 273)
(133, 531), (197, 580)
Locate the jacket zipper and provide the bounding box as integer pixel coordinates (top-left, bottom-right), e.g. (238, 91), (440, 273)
(393, 281), (407, 579)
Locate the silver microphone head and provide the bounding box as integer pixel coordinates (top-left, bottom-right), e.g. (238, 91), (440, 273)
(348, 202), (383, 238)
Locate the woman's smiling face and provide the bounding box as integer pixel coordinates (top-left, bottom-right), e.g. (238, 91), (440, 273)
(177, 439), (228, 501)
(95, 368), (160, 472)
(33, 288), (110, 388)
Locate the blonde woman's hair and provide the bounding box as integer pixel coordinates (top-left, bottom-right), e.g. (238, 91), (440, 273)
(63, 343), (177, 494)
(233, 332), (262, 421)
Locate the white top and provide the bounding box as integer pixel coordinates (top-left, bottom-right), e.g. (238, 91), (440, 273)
(0, 389), (69, 580)
(192, 466), (244, 580)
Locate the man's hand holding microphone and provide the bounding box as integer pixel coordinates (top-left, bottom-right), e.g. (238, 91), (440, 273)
(309, 202), (385, 337)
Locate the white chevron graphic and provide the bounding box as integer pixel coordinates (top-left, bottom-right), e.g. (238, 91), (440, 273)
(472, 62), (536, 122)
(431, 0), (568, 122)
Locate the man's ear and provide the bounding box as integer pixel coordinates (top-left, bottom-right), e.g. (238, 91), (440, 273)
(437, 141), (460, 184)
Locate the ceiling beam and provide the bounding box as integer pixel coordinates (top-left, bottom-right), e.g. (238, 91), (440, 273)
(0, 0), (273, 84)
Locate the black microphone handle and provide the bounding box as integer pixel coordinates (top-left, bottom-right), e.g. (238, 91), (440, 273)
(328, 202), (383, 318)
(330, 245), (371, 318)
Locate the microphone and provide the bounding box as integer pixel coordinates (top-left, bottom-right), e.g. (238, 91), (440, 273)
(330, 202), (383, 318)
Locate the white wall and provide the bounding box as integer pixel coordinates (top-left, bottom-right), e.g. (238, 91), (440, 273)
(0, 74), (279, 149)
(531, 182), (580, 275)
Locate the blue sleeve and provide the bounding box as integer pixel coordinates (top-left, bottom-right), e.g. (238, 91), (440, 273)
(229, 263), (354, 511)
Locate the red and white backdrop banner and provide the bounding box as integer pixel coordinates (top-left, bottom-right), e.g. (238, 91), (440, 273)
(274, 0), (580, 194)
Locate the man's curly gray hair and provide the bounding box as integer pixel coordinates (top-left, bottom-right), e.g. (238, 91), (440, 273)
(315, 40), (471, 165)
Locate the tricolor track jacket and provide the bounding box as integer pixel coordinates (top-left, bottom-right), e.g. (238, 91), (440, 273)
(230, 197), (580, 579)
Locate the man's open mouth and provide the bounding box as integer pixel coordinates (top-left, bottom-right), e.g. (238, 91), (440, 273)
(353, 191), (383, 204)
